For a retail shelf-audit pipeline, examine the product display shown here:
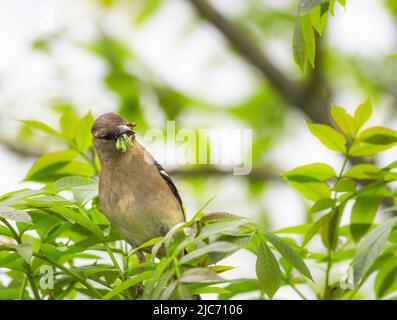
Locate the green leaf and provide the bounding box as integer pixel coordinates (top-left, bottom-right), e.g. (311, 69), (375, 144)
(0, 207), (31, 223)
(160, 281), (178, 300)
(180, 242), (240, 264)
(354, 98), (372, 130)
(20, 120), (61, 138)
(48, 206), (104, 240)
(24, 195), (75, 207)
(293, 21), (306, 72)
(350, 196), (382, 242)
(208, 265), (235, 273)
(310, 5), (328, 35)
(333, 178), (356, 193)
(256, 240), (281, 299)
(286, 181), (330, 201)
(15, 243), (32, 264)
(261, 231), (313, 280)
(133, 0), (162, 26)
(54, 176), (97, 192)
(74, 112), (95, 151)
(386, 160), (397, 169)
(0, 189), (49, 207)
(276, 224), (311, 235)
(282, 163), (334, 201)
(103, 271), (153, 300)
(40, 161), (94, 183)
(0, 225), (13, 237)
(302, 212), (332, 247)
(350, 126), (397, 156)
(0, 287), (20, 300)
(361, 127), (397, 145)
(198, 220), (247, 240)
(282, 163), (336, 181)
(330, 104), (356, 138)
(60, 112), (79, 141)
(24, 150), (78, 181)
(164, 222), (185, 249)
(328, 0), (337, 15)
(321, 206), (342, 250)
(309, 198), (334, 214)
(299, 15), (315, 68)
(219, 280), (261, 300)
(0, 252), (24, 272)
(298, 0), (324, 16)
(353, 217), (397, 286)
(181, 268), (222, 283)
(383, 171), (397, 181)
(191, 286), (229, 295)
(306, 122), (347, 153)
(344, 164), (381, 179)
(374, 259), (397, 299)
(150, 268), (175, 300)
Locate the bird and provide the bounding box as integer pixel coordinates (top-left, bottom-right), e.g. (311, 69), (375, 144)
(91, 113), (185, 259)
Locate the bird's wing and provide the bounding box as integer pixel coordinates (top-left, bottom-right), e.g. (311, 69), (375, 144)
(154, 161), (185, 218)
(137, 141), (185, 219)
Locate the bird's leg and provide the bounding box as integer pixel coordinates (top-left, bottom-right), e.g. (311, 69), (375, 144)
(132, 249), (145, 298)
(136, 249), (146, 272)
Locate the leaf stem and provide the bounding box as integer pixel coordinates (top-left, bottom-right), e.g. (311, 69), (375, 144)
(323, 150), (350, 299)
(338, 154), (349, 178)
(0, 218), (22, 243)
(173, 257), (183, 298)
(18, 275), (28, 300)
(282, 277), (308, 300)
(323, 250), (333, 299)
(25, 263), (41, 300)
(103, 242), (123, 276)
(103, 241), (132, 299)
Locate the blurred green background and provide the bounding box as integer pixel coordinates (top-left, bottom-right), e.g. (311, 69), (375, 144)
(0, 0), (396, 288)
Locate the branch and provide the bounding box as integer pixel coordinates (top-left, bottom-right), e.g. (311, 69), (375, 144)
(188, 0), (303, 106)
(0, 138), (41, 158)
(168, 166), (279, 181)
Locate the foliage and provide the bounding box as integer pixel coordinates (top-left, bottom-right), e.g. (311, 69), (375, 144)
(1, 0), (396, 301)
(0, 115), (311, 300)
(281, 99), (397, 299)
(294, 0), (346, 72)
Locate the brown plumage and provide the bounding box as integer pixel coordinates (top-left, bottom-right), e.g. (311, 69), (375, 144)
(91, 113), (185, 248)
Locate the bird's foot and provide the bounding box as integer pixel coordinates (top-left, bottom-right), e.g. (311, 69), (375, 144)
(132, 281), (144, 299)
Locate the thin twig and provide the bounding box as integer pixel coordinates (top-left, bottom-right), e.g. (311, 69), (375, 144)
(282, 276), (308, 300)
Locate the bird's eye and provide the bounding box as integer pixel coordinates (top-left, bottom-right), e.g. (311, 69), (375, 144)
(100, 134), (115, 141)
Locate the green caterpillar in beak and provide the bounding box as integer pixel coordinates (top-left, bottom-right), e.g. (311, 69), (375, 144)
(116, 134), (134, 153)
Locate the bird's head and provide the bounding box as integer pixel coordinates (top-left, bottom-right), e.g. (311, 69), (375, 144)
(91, 113), (136, 160)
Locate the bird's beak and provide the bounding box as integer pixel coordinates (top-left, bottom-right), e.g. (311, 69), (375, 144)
(117, 125), (133, 137)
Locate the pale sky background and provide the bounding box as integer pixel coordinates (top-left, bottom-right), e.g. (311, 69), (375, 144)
(0, 0), (396, 299)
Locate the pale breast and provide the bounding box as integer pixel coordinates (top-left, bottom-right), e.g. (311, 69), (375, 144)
(98, 146), (184, 247)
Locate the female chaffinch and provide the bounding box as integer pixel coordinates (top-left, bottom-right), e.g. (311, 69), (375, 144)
(91, 113), (185, 252)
